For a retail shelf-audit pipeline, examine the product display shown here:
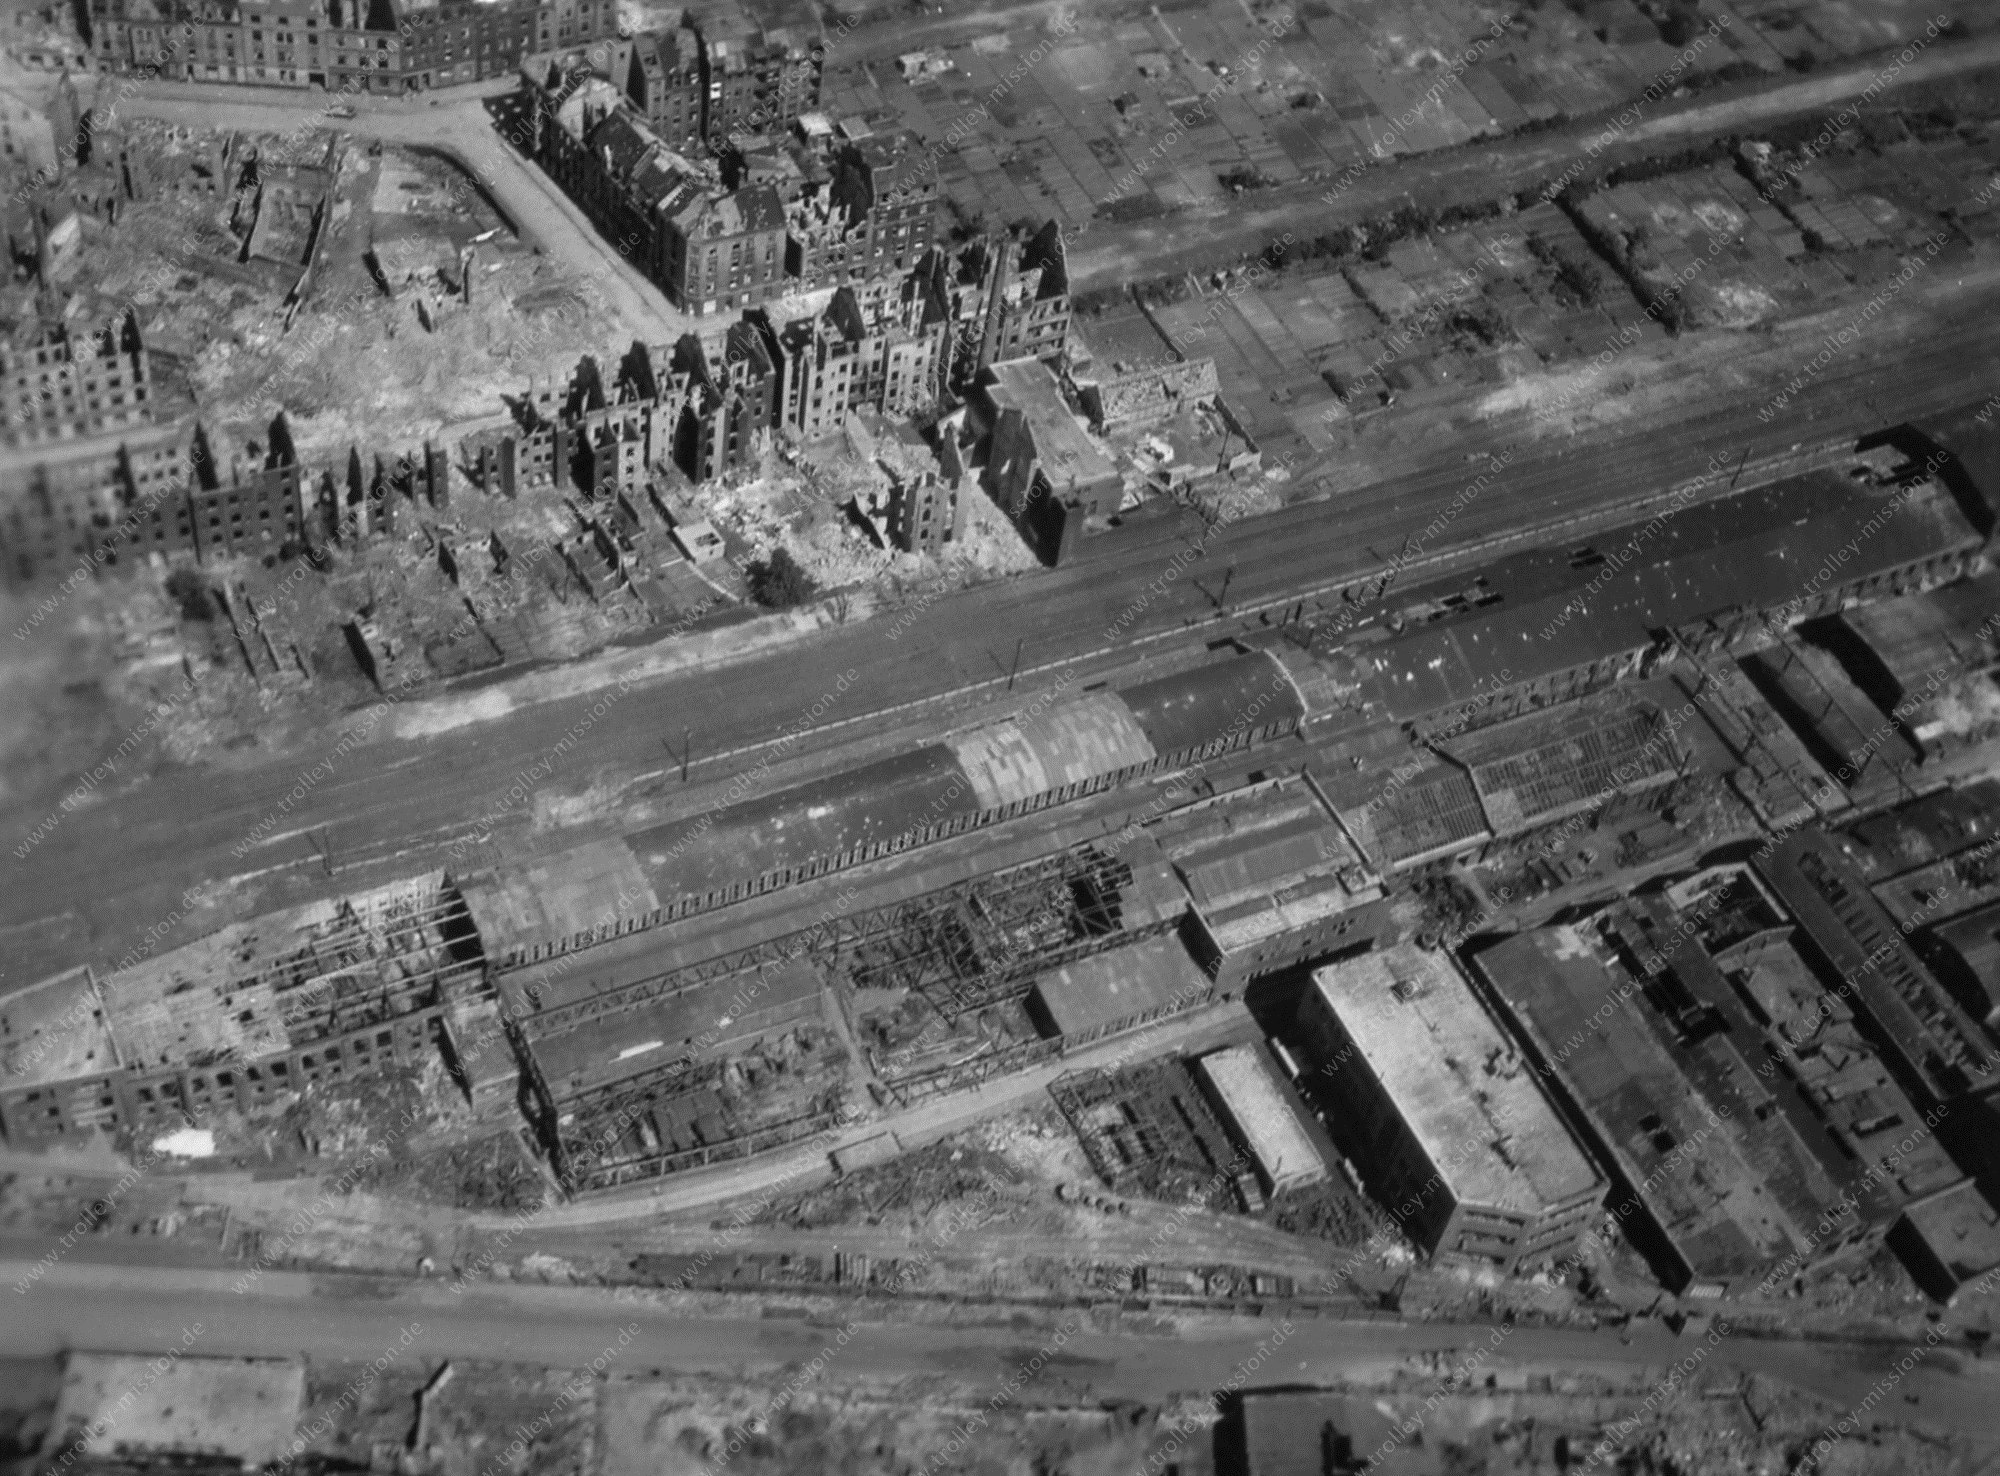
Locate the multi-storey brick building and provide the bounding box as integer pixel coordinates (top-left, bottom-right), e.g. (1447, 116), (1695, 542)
(656, 172), (784, 315)
(875, 420), (964, 557)
(786, 128), (937, 291)
(756, 277), (946, 440)
(688, 3), (817, 149)
(0, 316), (315, 579)
(525, 57), (783, 315)
(188, 421), (307, 558)
(922, 223), (1071, 389)
(978, 355), (1117, 565)
(462, 336), (766, 496)
(89, 0), (614, 92)
(833, 130), (936, 278)
(619, 24), (702, 155)
(0, 62), (61, 175)
(672, 321), (774, 481)
(2, 315), (174, 579)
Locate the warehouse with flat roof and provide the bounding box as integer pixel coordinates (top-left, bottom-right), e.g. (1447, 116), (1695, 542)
(1300, 943), (1605, 1274)
(1191, 1042), (1327, 1197)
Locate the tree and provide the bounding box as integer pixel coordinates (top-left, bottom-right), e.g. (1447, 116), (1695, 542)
(165, 567), (214, 621)
(747, 547), (816, 609)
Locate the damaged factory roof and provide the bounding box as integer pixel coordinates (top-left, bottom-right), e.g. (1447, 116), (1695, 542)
(1755, 828), (2000, 1103)
(525, 953), (823, 1100)
(0, 967), (117, 1092)
(1329, 468), (1981, 724)
(1437, 696), (1680, 834)
(1159, 792), (1381, 953)
(1476, 919), (1910, 1296)
(1026, 930), (1213, 1038)
(93, 871), (472, 1073)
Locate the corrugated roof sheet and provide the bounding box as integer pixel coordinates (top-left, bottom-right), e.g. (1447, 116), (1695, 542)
(946, 691), (1155, 810)
(1178, 811), (1348, 912)
(1336, 473), (1980, 723)
(1118, 650), (1305, 755)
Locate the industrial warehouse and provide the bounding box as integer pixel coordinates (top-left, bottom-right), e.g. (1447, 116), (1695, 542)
(11, 419), (2000, 1333)
(11, 0), (2000, 1462)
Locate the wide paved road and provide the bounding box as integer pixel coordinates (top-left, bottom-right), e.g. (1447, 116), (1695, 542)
(5, 292), (1998, 982)
(11, 1260), (2000, 1443)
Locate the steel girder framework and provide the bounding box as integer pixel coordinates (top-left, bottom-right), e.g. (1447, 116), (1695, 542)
(836, 845), (1139, 1019)
(523, 843), (1148, 1040)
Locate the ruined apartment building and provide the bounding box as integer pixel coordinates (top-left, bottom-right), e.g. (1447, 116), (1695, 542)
(0, 315), (185, 582)
(757, 277), (948, 439)
(467, 336), (771, 496)
(936, 224), (1073, 385)
(848, 410), (966, 556)
(676, 320), (777, 483)
(786, 127), (938, 290)
(88, 0), (616, 93)
(619, 23), (704, 155)
(0, 64), (83, 177)
(688, 1), (819, 148)
(978, 356), (1119, 565)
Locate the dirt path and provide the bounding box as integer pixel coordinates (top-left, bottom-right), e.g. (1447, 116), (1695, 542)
(16, 1257), (2000, 1441)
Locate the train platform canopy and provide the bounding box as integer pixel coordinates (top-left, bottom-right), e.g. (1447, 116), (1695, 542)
(1912, 402), (2000, 532)
(1026, 932), (1212, 1038)
(614, 650), (1308, 905)
(459, 839), (661, 962)
(946, 690), (1155, 810)
(1192, 1041), (1328, 1195)
(1116, 650), (1306, 753)
(624, 743), (971, 900)
(1324, 469), (1980, 725)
